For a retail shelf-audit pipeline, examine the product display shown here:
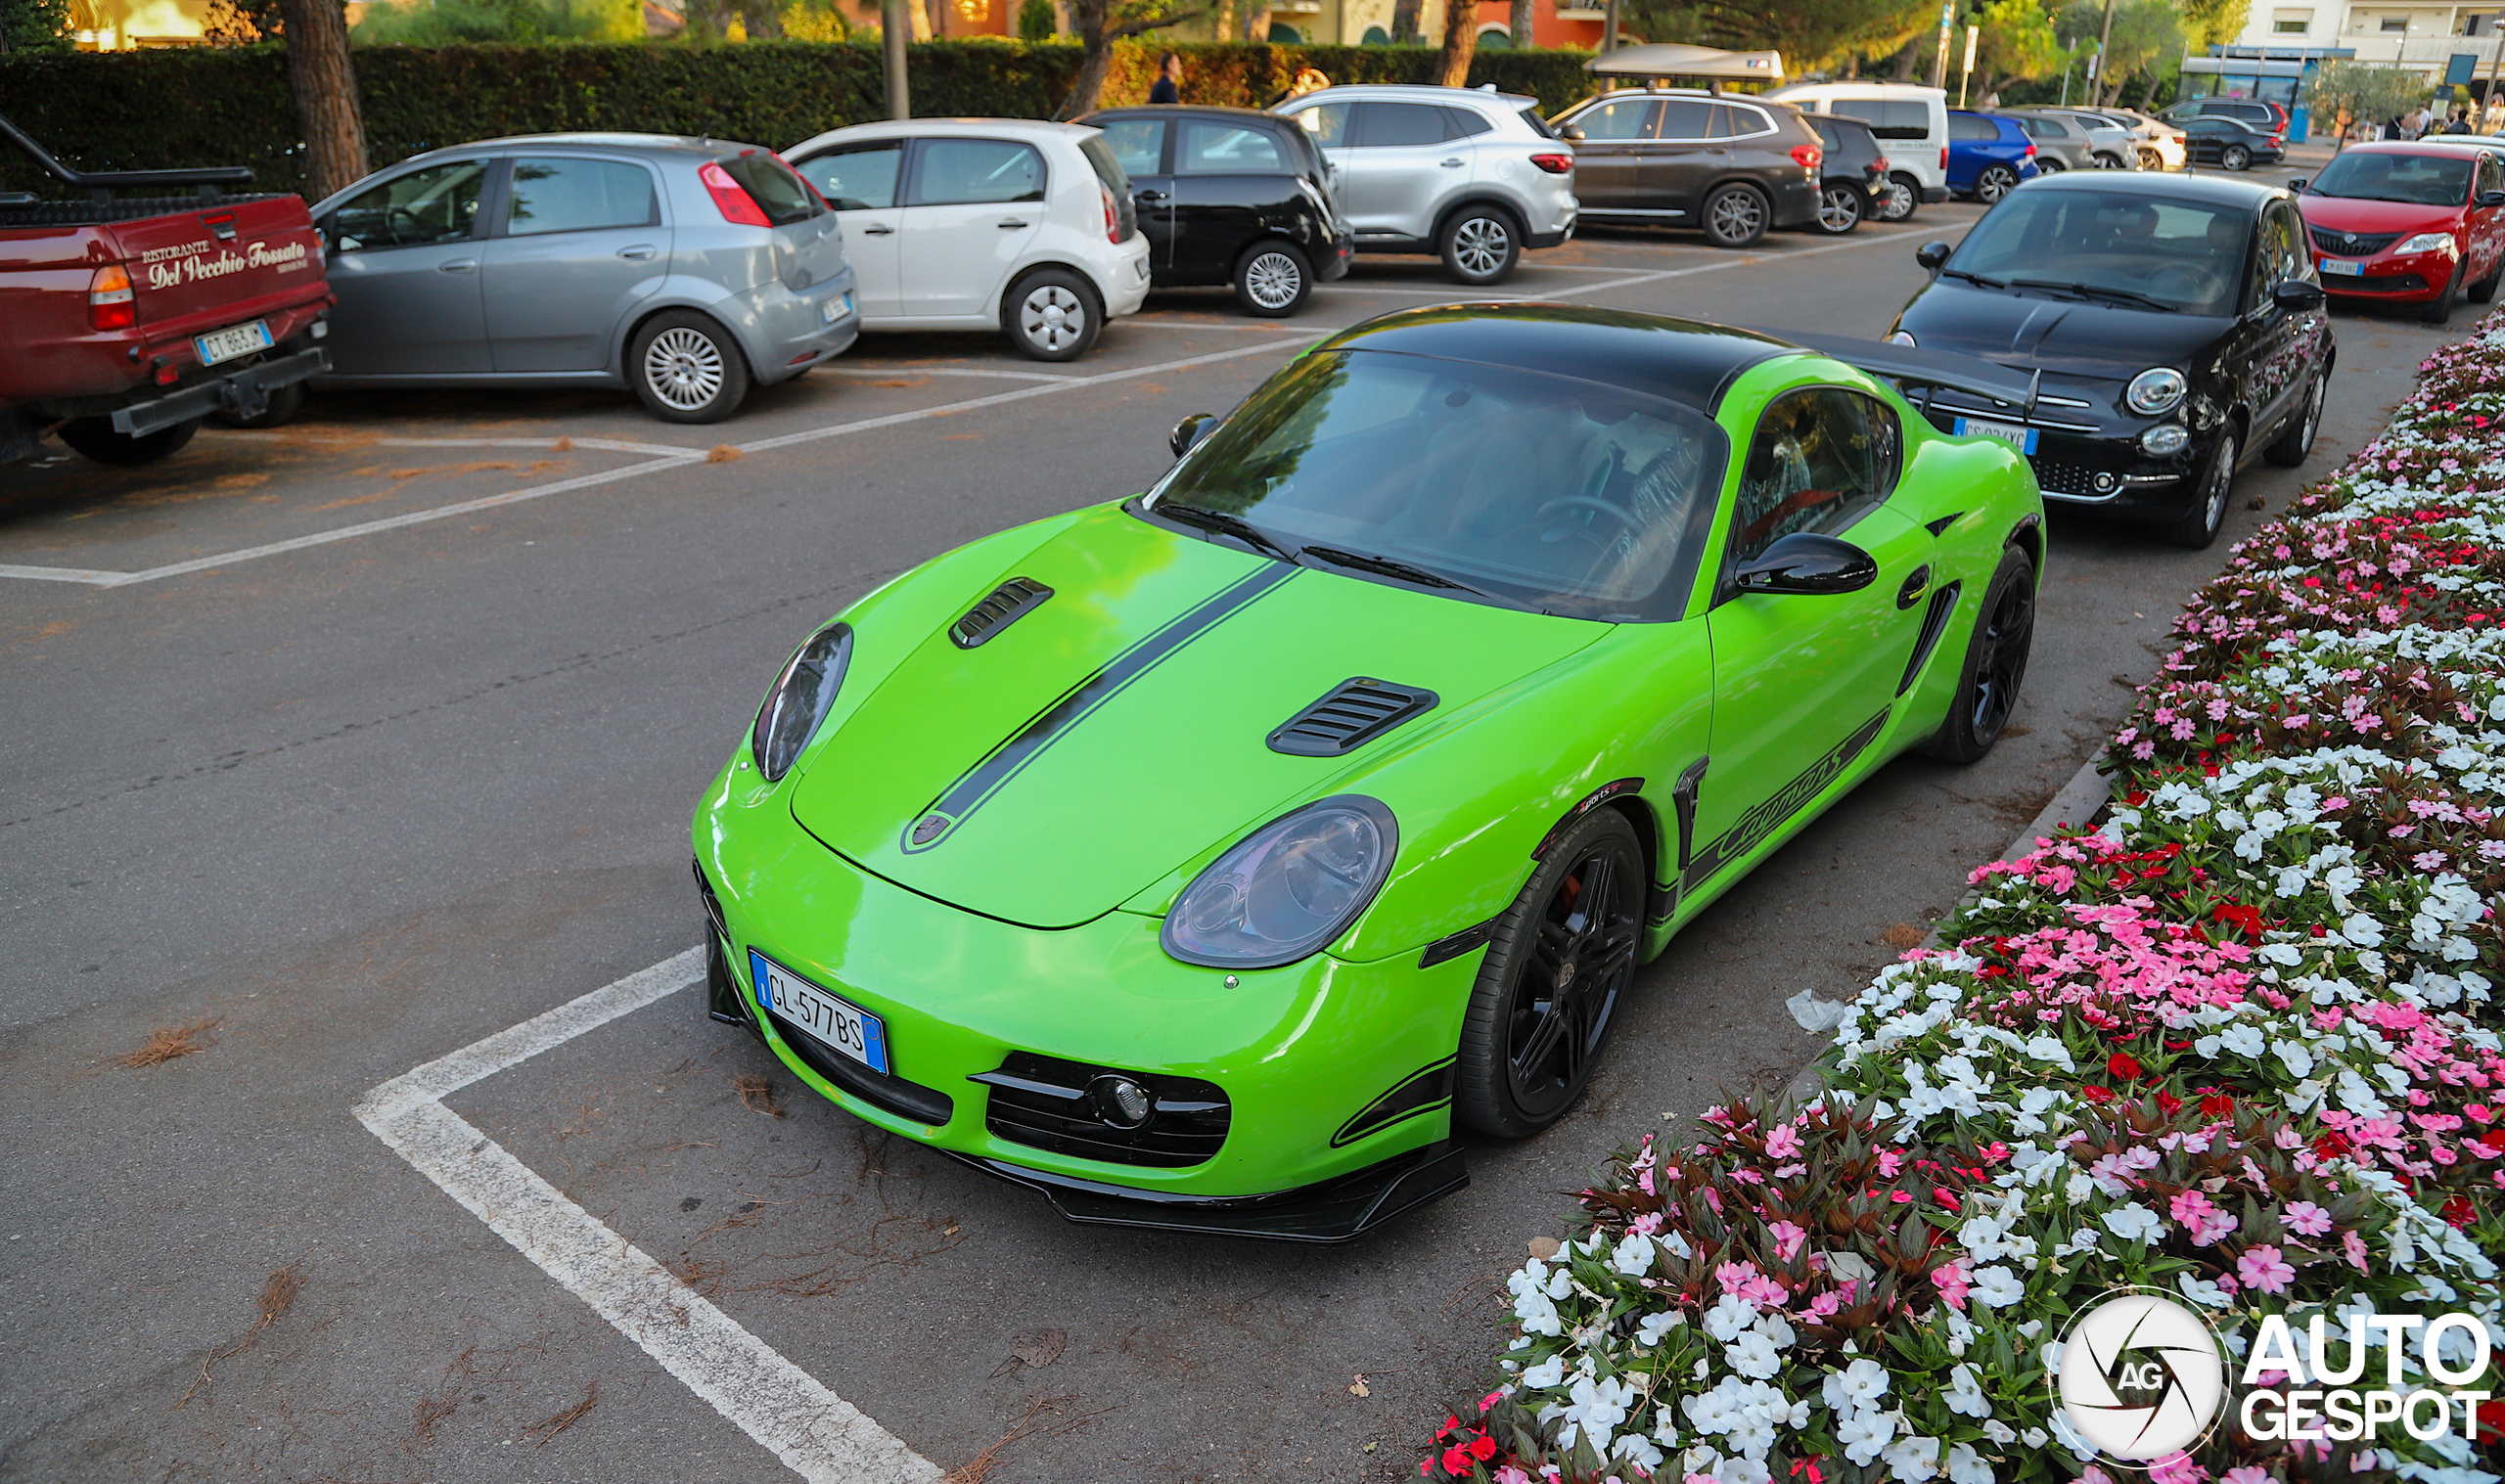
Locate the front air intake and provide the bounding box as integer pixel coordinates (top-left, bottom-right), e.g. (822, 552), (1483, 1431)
(1267, 677), (1438, 757)
(950, 577), (1053, 649)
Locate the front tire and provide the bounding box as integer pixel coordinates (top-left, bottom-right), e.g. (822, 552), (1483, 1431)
(1702, 182), (1770, 247)
(1921, 544), (2035, 763)
(1232, 241), (1311, 317)
(2165, 428), (2238, 549)
(1974, 164), (2019, 204)
(1874, 172), (1921, 222)
(2423, 260), (2463, 324)
(2221, 144), (2253, 171)
(1005, 267), (1103, 361)
(1453, 807), (1644, 1139)
(2035, 155), (2068, 173)
(1812, 180), (1865, 236)
(629, 310), (752, 424)
(2263, 369), (2325, 467)
(1438, 205), (1520, 286)
(55, 416), (198, 467)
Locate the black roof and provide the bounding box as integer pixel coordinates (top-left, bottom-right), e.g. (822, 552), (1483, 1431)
(2011, 168), (2289, 211)
(1314, 303), (1795, 413)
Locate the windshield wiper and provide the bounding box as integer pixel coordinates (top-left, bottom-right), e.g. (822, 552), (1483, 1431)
(1151, 501), (1304, 565)
(2009, 279), (2172, 311)
(1299, 544), (1494, 599)
(1939, 267), (2005, 289)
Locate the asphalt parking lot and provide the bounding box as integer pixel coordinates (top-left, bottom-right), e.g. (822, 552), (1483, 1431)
(0, 201), (2465, 1483)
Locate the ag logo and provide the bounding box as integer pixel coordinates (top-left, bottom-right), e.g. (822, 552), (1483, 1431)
(2054, 1289), (2228, 1462)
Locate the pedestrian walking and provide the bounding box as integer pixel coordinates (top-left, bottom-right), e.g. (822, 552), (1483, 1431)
(2445, 107), (2474, 134)
(1148, 50), (1183, 105)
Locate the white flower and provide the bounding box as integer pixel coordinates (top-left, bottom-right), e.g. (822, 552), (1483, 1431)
(1563, 1372), (1636, 1452)
(2217, 1022), (2265, 1058)
(1715, 1459), (1773, 1484)
(1704, 1292), (1758, 1342)
(1753, 1312), (1797, 1351)
(2176, 1271), (2230, 1309)
(1823, 1357), (1891, 1411)
(1612, 1230), (1656, 1277)
(2102, 1204), (2163, 1243)
(1725, 1327), (1781, 1379)
(1944, 1363), (1989, 1418)
(1514, 1287), (1562, 1335)
(1837, 1408), (1898, 1466)
(1521, 1355), (1565, 1390)
(1981, 1420), (2016, 1446)
(1946, 1441), (1994, 1484)
(1971, 1265), (2027, 1309)
(2275, 1039), (2317, 1080)
(1636, 1310), (1685, 1348)
(1613, 1434), (1664, 1472)
(1940, 1307), (1974, 1356)
(1883, 1434), (1940, 1483)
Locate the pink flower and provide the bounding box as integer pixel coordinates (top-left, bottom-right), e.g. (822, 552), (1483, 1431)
(2238, 1245), (2295, 1294)
(2222, 1468), (2274, 1484)
(1875, 1149), (1903, 1178)
(2344, 1230), (2371, 1272)
(1768, 1219), (1807, 1262)
(2148, 1453), (2210, 1484)
(1495, 1467), (1530, 1484)
(2281, 1201), (2334, 1238)
(1934, 1259), (1971, 1311)
(1763, 1124), (1802, 1160)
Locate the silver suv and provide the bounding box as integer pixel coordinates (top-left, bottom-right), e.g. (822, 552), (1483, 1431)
(1273, 85), (1578, 286)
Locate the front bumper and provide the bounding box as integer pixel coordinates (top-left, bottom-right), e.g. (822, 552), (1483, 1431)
(1921, 400), (2203, 517)
(2318, 250), (2454, 303)
(692, 775), (1475, 1234)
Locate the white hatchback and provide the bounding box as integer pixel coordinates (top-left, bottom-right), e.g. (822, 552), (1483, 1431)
(786, 118), (1151, 361)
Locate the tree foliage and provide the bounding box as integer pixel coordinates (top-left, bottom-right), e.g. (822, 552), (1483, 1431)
(352, 0), (643, 42)
(2303, 57), (2431, 151)
(1017, 0), (1057, 37)
(1059, 0), (1200, 116)
(1698, 0), (1936, 72)
(1971, 0), (2061, 98)
(0, 0), (72, 54)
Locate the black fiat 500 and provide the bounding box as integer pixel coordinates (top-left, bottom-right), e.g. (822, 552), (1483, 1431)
(1888, 172), (2333, 548)
(1079, 106), (1353, 317)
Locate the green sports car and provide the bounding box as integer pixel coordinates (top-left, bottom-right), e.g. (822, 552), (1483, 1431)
(691, 304), (2044, 1240)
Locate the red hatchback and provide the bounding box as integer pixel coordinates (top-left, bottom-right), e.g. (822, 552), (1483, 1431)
(2295, 141), (2505, 323)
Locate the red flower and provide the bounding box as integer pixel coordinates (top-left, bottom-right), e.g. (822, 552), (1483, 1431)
(1436, 1416), (1460, 1441)
(1441, 1445), (1472, 1475)
(2081, 1085), (2116, 1104)
(1468, 1434), (1497, 1462)
(2108, 1053), (2143, 1081)
(2315, 1130), (2354, 1160)
(2441, 1195), (2477, 1229)
(2157, 1090), (2184, 1117)
(2200, 1090), (2236, 1117)
(2482, 1127), (2505, 1151)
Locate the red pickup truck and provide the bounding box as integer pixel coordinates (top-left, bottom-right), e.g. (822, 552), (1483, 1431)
(1, 113), (333, 468)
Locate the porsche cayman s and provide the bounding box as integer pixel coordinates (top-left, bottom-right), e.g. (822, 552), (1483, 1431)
(691, 305), (2045, 1241)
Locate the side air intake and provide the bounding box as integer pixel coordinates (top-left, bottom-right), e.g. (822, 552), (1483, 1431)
(950, 577), (1053, 649)
(1267, 677), (1439, 757)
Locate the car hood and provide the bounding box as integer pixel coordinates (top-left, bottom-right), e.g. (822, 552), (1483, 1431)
(789, 506), (1606, 929)
(1894, 280), (2230, 380)
(2299, 196), (2463, 237)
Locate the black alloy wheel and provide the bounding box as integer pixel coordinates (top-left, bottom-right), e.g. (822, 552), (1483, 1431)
(1703, 183), (1770, 247)
(1923, 544), (2036, 763)
(1454, 808), (1644, 1138)
(2166, 428), (2238, 549)
(2221, 144), (2253, 171)
(1975, 164), (2019, 203)
(1813, 181), (1865, 235)
(1875, 173), (1921, 222)
(2264, 370), (2326, 467)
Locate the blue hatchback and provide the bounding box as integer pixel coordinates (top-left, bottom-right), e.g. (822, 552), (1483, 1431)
(1946, 111), (2039, 204)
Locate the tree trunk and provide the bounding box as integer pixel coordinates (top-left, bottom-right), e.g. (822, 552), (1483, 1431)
(743, 0), (785, 36)
(1509, 0), (1531, 49)
(1241, 0), (1266, 40)
(1390, 0), (1420, 43)
(1066, 33), (1116, 114)
(1437, 0), (1476, 86)
(277, 0), (366, 202)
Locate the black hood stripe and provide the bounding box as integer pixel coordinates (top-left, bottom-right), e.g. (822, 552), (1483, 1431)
(900, 562), (1298, 854)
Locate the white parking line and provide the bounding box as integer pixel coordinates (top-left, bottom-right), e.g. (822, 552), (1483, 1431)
(353, 948), (943, 1484)
(824, 365), (1082, 382)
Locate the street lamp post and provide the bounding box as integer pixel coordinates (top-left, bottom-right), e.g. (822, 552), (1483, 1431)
(883, 0), (911, 120)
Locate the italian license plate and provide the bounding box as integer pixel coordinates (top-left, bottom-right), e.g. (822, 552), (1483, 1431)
(194, 319), (273, 366)
(821, 292), (850, 325)
(751, 950), (889, 1074)
(1954, 416), (2040, 454)
(2320, 257), (2364, 276)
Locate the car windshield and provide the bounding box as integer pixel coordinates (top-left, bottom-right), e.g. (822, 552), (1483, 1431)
(1142, 349), (1727, 622)
(1946, 188), (2249, 315)
(2307, 151), (2473, 205)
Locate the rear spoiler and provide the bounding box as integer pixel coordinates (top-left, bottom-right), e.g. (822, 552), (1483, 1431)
(0, 112), (254, 202)
(1774, 330), (2041, 422)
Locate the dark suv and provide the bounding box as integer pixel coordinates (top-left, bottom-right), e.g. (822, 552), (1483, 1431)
(1802, 112), (1889, 234)
(1079, 106), (1352, 317)
(1553, 89), (1823, 247)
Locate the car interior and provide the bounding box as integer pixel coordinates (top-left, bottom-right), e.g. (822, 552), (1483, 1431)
(333, 160), (488, 250)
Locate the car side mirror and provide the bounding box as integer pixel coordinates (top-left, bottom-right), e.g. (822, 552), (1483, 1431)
(2481, 189), (2505, 208)
(2274, 280), (2326, 309)
(1731, 532), (1880, 596)
(1169, 412), (1219, 459)
(1915, 241), (1953, 272)
(2287, 177), (2308, 193)
(1559, 124), (1586, 144)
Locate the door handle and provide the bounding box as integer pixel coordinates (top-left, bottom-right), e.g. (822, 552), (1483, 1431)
(1439, 157), (1464, 167)
(997, 218), (1030, 228)
(438, 258), (476, 273)
(1135, 190), (1169, 202)
(616, 245), (657, 259)
(858, 223), (895, 236)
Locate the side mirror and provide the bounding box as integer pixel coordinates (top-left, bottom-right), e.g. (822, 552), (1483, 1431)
(1559, 123), (1586, 144)
(2481, 189), (2505, 208)
(1169, 412), (1219, 459)
(2287, 177), (2308, 193)
(1731, 532), (1880, 596)
(2274, 280), (2326, 309)
(1915, 240), (1953, 272)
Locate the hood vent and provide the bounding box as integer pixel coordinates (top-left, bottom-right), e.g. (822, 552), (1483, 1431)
(1267, 677), (1438, 757)
(951, 577), (1054, 650)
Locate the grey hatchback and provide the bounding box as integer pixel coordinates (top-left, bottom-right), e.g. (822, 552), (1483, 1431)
(310, 133), (859, 423)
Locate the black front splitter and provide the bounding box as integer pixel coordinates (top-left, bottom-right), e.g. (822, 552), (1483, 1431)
(945, 1141), (1469, 1243)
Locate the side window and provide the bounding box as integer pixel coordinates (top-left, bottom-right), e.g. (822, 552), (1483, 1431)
(1809, 117), (1840, 151)
(1574, 99), (1660, 140)
(1949, 113), (1995, 142)
(1728, 388), (1892, 568)
(1360, 103), (1453, 148)
(908, 139), (1046, 205)
(1292, 102), (1353, 148)
(1714, 105), (1774, 138)
(330, 159), (489, 252)
(1178, 121), (1286, 173)
(1443, 107), (1495, 139)
(1656, 99), (1716, 141)
(1098, 118), (1167, 178)
(504, 157), (659, 237)
(2479, 153), (2503, 200)
(793, 142), (901, 210)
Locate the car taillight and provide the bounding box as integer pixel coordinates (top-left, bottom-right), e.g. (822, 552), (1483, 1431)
(699, 160), (772, 227)
(1873, 154), (1890, 172)
(1528, 153), (1574, 174)
(1790, 144), (1823, 171)
(2023, 143), (2037, 157)
(1940, 145), (1949, 170)
(88, 264), (134, 332)
(1101, 182), (1121, 244)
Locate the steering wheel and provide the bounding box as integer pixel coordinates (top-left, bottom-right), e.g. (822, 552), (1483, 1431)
(385, 204), (431, 243)
(2148, 261), (2210, 300)
(1533, 493), (1641, 535)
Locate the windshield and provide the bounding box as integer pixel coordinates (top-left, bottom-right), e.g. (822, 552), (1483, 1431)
(2307, 151), (2473, 206)
(1945, 188), (2249, 315)
(1142, 349), (1727, 622)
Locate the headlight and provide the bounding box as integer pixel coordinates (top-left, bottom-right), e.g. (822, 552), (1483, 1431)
(1886, 330), (1917, 347)
(751, 623), (851, 782)
(2395, 231), (2457, 256)
(1161, 795), (1397, 968)
(2139, 424), (2191, 457)
(2125, 367), (2188, 416)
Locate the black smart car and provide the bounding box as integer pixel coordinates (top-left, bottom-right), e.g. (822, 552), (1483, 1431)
(1550, 89), (1824, 248)
(1079, 106), (1353, 317)
(1802, 112), (1890, 235)
(1890, 172), (2333, 548)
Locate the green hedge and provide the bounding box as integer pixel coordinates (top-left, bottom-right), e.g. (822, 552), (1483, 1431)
(0, 39), (1598, 199)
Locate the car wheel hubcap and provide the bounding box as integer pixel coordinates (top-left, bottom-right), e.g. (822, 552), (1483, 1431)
(1022, 285), (1086, 351)
(1881, 180), (1913, 219)
(1818, 185), (1859, 231)
(1504, 842), (1638, 1120)
(644, 327), (723, 411)
(1246, 251), (1300, 308)
(1981, 169), (2012, 202)
(2227, 149), (2248, 168)
(1454, 217), (1509, 277)
(2204, 436), (2236, 532)
(1970, 578), (2034, 740)
(1711, 191), (1763, 241)
(2300, 378), (2323, 451)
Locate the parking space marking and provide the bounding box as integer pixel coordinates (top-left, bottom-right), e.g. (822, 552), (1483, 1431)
(825, 365), (1082, 382)
(354, 947), (942, 1484)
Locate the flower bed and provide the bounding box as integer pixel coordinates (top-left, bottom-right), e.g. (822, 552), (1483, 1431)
(1426, 314), (2505, 1484)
